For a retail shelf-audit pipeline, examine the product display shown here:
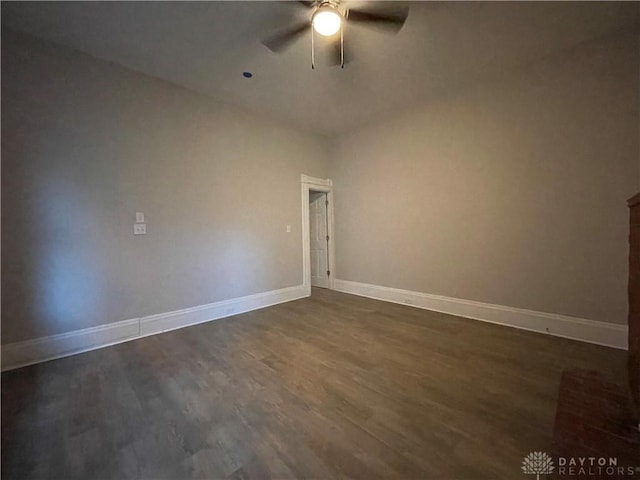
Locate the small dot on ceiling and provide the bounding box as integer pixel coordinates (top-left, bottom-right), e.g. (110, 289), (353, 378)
(242, 71), (253, 78)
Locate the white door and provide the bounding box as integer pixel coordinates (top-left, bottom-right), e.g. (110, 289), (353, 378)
(309, 192), (329, 288)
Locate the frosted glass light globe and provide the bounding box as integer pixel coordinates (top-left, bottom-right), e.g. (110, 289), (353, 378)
(313, 9), (342, 36)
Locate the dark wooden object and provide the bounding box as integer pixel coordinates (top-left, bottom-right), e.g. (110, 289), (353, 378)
(628, 192), (640, 426)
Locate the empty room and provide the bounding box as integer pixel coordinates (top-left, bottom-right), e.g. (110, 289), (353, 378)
(2, 1), (639, 479)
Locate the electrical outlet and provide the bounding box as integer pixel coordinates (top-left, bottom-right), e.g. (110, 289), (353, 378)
(134, 224), (146, 235)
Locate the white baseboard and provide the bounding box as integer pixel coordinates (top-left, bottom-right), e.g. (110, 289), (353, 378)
(138, 285), (306, 337)
(1, 284), (308, 371)
(334, 279), (628, 350)
(3, 280), (626, 371)
(1, 318), (141, 372)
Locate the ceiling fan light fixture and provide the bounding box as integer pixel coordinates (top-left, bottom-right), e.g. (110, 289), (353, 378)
(312, 7), (342, 36)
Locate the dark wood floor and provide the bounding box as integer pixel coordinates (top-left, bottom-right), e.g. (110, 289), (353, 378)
(2, 288), (627, 479)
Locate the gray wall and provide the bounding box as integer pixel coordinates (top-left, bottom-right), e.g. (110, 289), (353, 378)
(3, 27), (638, 346)
(1, 30), (328, 344)
(330, 31), (639, 325)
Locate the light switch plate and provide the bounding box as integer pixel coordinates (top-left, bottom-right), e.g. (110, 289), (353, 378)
(286, 224), (292, 233)
(134, 224), (147, 235)
(135, 212), (145, 223)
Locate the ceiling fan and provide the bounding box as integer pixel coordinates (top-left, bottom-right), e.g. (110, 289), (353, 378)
(261, 1), (410, 69)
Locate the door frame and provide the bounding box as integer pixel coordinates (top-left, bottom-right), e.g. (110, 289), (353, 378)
(301, 174), (335, 295)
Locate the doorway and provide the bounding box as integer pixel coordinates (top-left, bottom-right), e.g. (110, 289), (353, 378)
(301, 174), (335, 295)
(309, 191), (330, 288)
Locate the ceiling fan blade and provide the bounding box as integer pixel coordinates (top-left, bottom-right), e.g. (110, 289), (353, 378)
(347, 6), (409, 34)
(283, 1), (315, 8)
(261, 21), (309, 52)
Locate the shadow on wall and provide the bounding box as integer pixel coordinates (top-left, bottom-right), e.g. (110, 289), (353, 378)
(2, 142), (108, 341)
(36, 176), (106, 332)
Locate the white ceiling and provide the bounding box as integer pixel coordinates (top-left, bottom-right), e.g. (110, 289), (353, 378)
(2, 1), (638, 136)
